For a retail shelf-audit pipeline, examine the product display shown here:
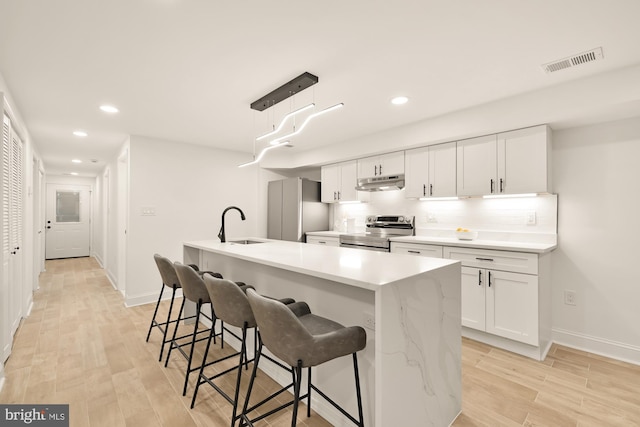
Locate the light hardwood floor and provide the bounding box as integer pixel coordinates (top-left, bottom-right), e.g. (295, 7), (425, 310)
(1, 257), (640, 426)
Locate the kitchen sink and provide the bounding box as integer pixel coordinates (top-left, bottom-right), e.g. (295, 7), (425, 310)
(229, 239), (264, 245)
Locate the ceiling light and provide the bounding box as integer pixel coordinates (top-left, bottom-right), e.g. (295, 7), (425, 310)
(256, 104), (315, 141)
(270, 103), (344, 145)
(72, 159), (82, 163)
(73, 130), (88, 137)
(238, 141), (290, 168)
(250, 72), (319, 111)
(70, 172), (78, 176)
(99, 105), (119, 113)
(391, 96), (409, 105)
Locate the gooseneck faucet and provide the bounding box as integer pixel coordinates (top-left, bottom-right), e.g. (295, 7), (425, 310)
(218, 206), (246, 243)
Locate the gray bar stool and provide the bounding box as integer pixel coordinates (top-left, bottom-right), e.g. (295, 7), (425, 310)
(191, 274), (298, 427)
(146, 254), (212, 362)
(165, 261), (224, 396)
(243, 288), (367, 427)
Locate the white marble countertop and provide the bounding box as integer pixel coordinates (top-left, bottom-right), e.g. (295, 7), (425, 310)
(389, 236), (557, 253)
(184, 238), (458, 291)
(305, 230), (342, 237)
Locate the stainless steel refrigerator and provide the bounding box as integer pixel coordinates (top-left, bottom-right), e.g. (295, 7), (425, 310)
(267, 178), (329, 242)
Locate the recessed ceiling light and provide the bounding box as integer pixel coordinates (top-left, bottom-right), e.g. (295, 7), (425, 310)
(100, 105), (119, 113)
(73, 130), (88, 137)
(391, 96), (409, 105)
(72, 159), (82, 163)
(70, 172), (79, 176)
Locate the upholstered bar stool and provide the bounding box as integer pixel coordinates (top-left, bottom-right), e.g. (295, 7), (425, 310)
(166, 261), (225, 396)
(243, 288), (367, 427)
(146, 254), (215, 361)
(191, 275), (298, 426)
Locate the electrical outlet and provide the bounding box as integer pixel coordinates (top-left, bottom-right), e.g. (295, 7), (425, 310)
(526, 211), (537, 225)
(362, 312), (375, 330)
(564, 290), (576, 306)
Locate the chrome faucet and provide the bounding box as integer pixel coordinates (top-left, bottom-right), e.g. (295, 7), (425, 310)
(218, 206), (246, 243)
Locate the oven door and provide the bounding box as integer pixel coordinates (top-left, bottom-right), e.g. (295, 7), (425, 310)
(339, 241), (389, 252)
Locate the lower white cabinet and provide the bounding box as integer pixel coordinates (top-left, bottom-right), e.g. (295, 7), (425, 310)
(390, 242), (443, 258)
(460, 266), (538, 345)
(306, 235), (340, 247)
(444, 247), (549, 358)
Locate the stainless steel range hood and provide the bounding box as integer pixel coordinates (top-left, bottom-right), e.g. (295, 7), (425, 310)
(355, 174), (405, 192)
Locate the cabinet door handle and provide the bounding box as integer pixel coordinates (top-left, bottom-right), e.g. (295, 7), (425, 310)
(337, 191), (341, 200)
(333, 191), (337, 200)
(379, 164), (382, 175)
(499, 178), (504, 193)
(490, 179), (494, 193)
(374, 165), (378, 176)
(408, 250), (421, 254)
(488, 271), (492, 287)
(478, 270), (482, 286)
(318, 241), (326, 244)
(429, 184), (433, 196)
(475, 257), (494, 262)
(423, 184), (426, 196)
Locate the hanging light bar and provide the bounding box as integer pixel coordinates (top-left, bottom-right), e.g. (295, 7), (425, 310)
(256, 103), (315, 141)
(238, 141), (290, 168)
(269, 103), (344, 145)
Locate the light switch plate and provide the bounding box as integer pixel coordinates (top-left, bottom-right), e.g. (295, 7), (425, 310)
(526, 211), (537, 225)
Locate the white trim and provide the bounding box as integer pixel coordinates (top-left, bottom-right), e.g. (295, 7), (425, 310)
(552, 327), (640, 366)
(124, 289), (183, 308)
(93, 252), (105, 268)
(105, 269), (118, 291)
(462, 327), (551, 361)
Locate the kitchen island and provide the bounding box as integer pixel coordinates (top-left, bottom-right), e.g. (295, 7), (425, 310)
(183, 238), (461, 427)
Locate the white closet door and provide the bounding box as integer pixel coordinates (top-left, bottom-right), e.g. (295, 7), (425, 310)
(1, 114), (12, 362)
(9, 123), (24, 336)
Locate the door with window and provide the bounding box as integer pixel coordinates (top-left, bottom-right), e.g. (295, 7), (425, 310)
(45, 184), (91, 259)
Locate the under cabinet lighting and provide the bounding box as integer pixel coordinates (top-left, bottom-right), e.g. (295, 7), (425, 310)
(419, 197), (459, 201)
(483, 193), (537, 199)
(338, 200), (361, 204)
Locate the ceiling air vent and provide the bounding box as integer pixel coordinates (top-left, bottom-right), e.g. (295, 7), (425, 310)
(542, 47), (604, 73)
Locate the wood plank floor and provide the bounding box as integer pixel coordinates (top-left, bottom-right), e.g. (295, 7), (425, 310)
(2, 257), (640, 426)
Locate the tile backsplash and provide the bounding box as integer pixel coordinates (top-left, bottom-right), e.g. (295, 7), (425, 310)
(331, 190), (557, 240)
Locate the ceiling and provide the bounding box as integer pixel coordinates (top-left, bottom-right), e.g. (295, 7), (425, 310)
(1, 0), (640, 176)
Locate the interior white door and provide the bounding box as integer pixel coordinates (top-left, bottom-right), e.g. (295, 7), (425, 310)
(45, 184), (91, 259)
(1, 114), (12, 361)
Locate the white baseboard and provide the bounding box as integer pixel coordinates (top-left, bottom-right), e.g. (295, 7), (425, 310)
(106, 270), (118, 291)
(552, 327), (640, 366)
(93, 252), (105, 268)
(0, 365), (4, 395)
(124, 289), (183, 308)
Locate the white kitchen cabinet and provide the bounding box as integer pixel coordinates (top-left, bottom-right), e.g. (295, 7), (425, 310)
(497, 125), (551, 195)
(456, 134), (498, 196)
(321, 161), (368, 203)
(445, 246), (545, 351)
(405, 142), (456, 198)
(357, 151), (404, 179)
(390, 242), (443, 258)
(456, 125), (551, 196)
(306, 235), (340, 247)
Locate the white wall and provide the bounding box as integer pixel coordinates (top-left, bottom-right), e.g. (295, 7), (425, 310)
(124, 135), (262, 306)
(551, 116), (640, 363)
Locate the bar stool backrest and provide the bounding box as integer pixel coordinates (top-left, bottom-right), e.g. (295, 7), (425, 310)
(203, 275), (256, 329)
(246, 288), (314, 367)
(154, 254), (180, 289)
(174, 262), (211, 304)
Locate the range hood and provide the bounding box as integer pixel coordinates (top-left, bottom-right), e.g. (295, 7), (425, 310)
(355, 174), (405, 192)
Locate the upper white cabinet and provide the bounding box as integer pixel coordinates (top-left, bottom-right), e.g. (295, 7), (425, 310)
(321, 161), (368, 203)
(457, 125), (551, 196)
(405, 142), (456, 198)
(357, 151), (404, 179)
(497, 125), (551, 195)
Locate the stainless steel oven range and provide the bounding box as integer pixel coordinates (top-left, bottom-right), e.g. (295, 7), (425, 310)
(339, 215), (415, 252)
